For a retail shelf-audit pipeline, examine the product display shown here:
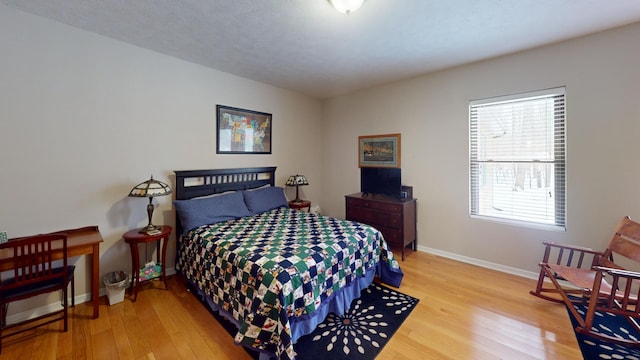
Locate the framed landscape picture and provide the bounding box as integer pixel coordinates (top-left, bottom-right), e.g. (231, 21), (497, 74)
(358, 133), (401, 168)
(216, 105), (272, 154)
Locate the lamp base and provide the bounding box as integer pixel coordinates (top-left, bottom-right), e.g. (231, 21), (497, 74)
(139, 199), (161, 234)
(139, 224), (161, 234)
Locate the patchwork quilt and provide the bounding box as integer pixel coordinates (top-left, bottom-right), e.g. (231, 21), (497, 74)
(176, 207), (400, 360)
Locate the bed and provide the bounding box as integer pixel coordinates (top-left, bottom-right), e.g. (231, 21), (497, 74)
(173, 167), (403, 360)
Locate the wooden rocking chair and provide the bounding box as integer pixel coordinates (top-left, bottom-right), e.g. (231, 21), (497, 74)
(530, 216), (640, 346)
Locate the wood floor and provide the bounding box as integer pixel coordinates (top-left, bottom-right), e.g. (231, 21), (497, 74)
(1, 250), (582, 359)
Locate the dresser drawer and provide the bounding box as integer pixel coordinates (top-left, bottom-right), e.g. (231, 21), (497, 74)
(375, 212), (400, 228)
(369, 201), (402, 213)
(378, 227), (402, 246)
(346, 207), (376, 224)
(346, 197), (370, 208)
(346, 197), (403, 214)
(348, 210), (401, 229)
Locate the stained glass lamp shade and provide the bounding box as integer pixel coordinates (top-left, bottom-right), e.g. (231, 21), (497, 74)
(128, 176), (172, 233)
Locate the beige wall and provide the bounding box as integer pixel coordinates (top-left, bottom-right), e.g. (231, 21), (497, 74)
(322, 22), (640, 276)
(0, 5), (322, 315)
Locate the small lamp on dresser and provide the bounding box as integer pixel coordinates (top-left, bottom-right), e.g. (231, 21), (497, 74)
(286, 174), (309, 204)
(128, 175), (172, 234)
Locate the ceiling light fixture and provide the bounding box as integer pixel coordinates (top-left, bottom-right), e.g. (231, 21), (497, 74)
(330, 0), (365, 14)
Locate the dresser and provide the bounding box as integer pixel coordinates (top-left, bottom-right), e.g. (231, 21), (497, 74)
(345, 192), (417, 260)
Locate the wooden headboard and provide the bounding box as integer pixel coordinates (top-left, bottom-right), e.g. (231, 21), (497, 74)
(173, 167), (277, 235)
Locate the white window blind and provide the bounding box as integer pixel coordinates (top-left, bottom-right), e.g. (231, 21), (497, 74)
(469, 87), (566, 230)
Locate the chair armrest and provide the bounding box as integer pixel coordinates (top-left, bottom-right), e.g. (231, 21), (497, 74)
(540, 241), (605, 269)
(595, 266), (640, 280)
(542, 241), (602, 255)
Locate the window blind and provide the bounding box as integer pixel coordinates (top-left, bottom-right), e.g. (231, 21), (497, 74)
(469, 87), (566, 230)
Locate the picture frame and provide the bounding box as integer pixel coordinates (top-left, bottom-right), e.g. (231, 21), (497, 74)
(358, 133), (401, 168)
(216, 105), (272, 154)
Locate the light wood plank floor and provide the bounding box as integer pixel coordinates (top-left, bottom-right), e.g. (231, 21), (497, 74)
(1, 250), (582, 359)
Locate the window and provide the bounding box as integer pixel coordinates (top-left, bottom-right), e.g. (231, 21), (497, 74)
(469, 87), (566, 230)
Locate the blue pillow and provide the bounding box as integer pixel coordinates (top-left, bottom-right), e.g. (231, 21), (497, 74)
(173, 191), (252, 234)
(242, 186), (288, 214)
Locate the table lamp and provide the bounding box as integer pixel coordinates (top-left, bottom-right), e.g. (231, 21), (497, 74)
(286, 174), (309, 204)
(128, 176), (172, 234)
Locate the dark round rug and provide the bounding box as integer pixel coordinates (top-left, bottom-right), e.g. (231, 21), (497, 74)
(205, 281), (419, 359)
(566, 302), (640, 359)
(294, 282), (419, 359)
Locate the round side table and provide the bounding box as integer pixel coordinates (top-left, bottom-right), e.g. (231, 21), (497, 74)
(123, 225), (172, 301)
(288, 200), (311, 212)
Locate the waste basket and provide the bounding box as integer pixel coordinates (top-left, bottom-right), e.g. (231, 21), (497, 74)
(103, 271), (131, 305)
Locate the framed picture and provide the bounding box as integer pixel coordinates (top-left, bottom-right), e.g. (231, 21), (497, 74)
(216, 105), (272, 154)
(358, 133), (401, 168)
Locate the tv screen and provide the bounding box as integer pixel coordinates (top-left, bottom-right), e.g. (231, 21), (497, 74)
(360, 167), (401, 199)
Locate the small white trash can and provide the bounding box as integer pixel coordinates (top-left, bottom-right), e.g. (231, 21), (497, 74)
(103, 271), (131, 305)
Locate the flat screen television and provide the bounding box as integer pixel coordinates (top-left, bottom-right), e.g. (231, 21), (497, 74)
(360, 167), (402, 199)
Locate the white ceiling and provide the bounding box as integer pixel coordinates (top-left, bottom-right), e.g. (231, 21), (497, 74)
(4, 0), (640, 99)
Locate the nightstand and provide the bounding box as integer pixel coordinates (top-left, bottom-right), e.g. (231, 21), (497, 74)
(123, 225), (172, 301)
(288, 199), (311, 212)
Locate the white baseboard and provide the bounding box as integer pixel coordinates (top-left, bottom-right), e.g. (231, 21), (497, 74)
(6, 267), (177, 325)
(416, 245), (539, 280)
